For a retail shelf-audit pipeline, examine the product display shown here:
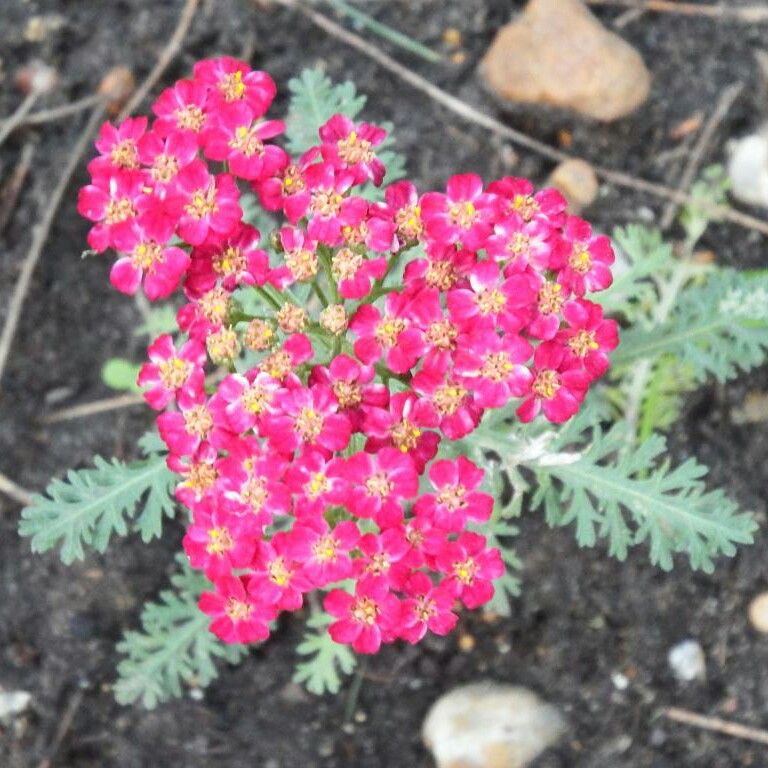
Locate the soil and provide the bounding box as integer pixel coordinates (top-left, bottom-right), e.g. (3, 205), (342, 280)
(2, 1), (768, 766)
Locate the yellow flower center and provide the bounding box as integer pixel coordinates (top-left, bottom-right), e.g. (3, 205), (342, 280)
(532, 369), (561, 399)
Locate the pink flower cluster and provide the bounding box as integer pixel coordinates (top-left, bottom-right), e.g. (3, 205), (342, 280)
(78, 58), (618, 654)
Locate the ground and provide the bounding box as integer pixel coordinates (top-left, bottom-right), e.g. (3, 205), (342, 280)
(1, 1), (768, 766)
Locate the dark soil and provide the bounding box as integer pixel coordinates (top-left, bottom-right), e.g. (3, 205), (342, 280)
(2, 1), (768, 766)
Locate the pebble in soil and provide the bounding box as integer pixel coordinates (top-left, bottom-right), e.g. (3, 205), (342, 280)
(422, 682), (566, 768)
(479, 0), (651, 122)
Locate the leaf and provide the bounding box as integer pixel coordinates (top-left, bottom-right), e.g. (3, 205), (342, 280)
(134, 305), (178, 339)
(285, 69), (366, 156)
(612, 268), (768, 382)
(293, 612), (357, 695)
(528, 423), (756, 572)
(19, 442), (176, 563)
(101, 358), (142, 393)
(114, 557), (247, 708)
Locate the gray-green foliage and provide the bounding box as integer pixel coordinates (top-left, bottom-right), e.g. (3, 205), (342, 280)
(293, 612), (357, 695)
(115, 556), (248, 708)
(19, 435), (176, 563)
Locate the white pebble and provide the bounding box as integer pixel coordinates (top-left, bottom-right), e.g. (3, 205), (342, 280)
(668, 640), (706, 682)
(423, 682), (565, 768)
(727, 128), (768, 209)
(0, 691), (32, 720)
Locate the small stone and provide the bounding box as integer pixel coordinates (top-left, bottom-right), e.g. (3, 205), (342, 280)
(611, 671), (629, 691)
(546, 158), (599, 213)
(480, 0), (651, 122)
(731, 392), (768, 425)
(24, 15), (65, 43)
(668, 640), (706, 682)
(748, 592), (768, 633)
(0, 691), (32, 721)
(727, 128), (768, 208)
(422, 682), (566, 768)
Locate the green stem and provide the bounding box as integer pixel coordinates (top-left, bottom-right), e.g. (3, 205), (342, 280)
(325, 0), (443, 63)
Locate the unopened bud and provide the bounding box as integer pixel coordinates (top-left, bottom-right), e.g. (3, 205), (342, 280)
(319, 304), (348, 335)
(276, 303), (308, 333)
(206, 327), (240, 365)
(244, 319), (275, 351)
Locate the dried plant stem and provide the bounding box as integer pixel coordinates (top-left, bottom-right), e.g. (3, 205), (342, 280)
(0, 470), (33, 506)
(22, 94), (105, 127)
(0, 104), (106, 389)
(660, 82), (743, 230)
(40, 393), (145, 425)
(116, 0), (200, 120)
(664, 707), (768, 746)
(280, 0), (768, 238)
(0, 91), (40, 148)
(0, 141), (36, 235)
(586, 0), (768, 22)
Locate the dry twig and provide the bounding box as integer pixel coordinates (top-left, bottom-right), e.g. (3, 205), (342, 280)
(280, 0), (768, 237)
(660, 82), (743, 230)
(116, 0), (200, 120)
(0, 470), (33, 506)
(664, 706), (768, 746)
(586, 0), (768, 22)
(36, 687), (86, 768)
(0, 92), (40, 149)
(0, 104), (106, 389)
(40, 392), (145, 425)
(0, 141), (36, 235)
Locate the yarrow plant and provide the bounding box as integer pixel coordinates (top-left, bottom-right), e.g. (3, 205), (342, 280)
(76, 55), (617, 654)
(21, 62), (764, 706)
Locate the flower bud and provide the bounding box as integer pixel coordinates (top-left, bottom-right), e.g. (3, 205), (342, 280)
(320, 304), (348, 336)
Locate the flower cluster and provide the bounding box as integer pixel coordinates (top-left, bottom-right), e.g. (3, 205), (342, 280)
(78, 58), (618, 654)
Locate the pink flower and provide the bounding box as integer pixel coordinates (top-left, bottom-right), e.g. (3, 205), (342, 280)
(256, 147), (318, 214)
(516, 341), (591, 423)
(152, 78), (209, 137)
(382, 180), (424, 245)
(249, 533), (312, 611)
(399, 572), (458, 643)
(414, 456), (493, 532)
(332, 248), (388, 300)
(157, 383), (225, 458)
(410, 367), (483, 440)
(362, 392), (440, 473)
(200, 575), (276, 643)
(77, 171), (147, 252)
(319, 113), (387, 186)
(261, 385), (352, 456)
(137, 334), (206, 410)
(88, 117), (147, 175)
(556, 217), (615, 296)
(137, 129), (199, 188)
(487, 177), (567, 225)
(342, 447), (419, 526)
(436, 531), (504, 609)
(485, 213), (554, 272)
(557, 299), (619, 378)
(354, 528), (410, 590)
(193, 57), (277, 115)
(453, 330), (533, 409)
(325, 579), (400, 654)
(201, 101), (287, 181)
(284, 449), (348, 518)
(420, 174), (496, 250)
(349, 291), (425, 374)
(447, 260), (538, 334)
(183, 499), (258, 580)
(110, 216), (190, 299)
(286, 519), (361, 587)
(209, 369), (280, 433)
(175, 160), (242, 246)
(185, 223), (269, 297)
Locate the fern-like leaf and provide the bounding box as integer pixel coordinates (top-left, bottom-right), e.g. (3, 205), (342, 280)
(293, 612), (357, 695)
(613, 269), (768, 381)
(529, 422), (756, 572)
(19, 442), (176, 563)
(115, 557), (247, 708)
